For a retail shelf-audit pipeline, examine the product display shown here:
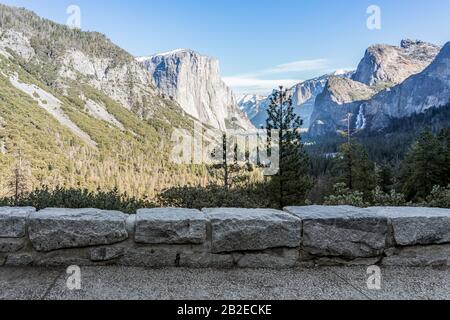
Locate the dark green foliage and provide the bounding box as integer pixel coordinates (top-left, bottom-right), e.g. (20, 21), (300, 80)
(158, 183), (271, 210)
(305, 102), (450, 208)
(333, 142), (377, 200)
(0, 186), (154, 214)
(324, 183), (367, 207)
(306, 103), (450, 166)
(371, 186), (406, 206)
(266, 88), (311, 208)
(438, 128), (450, 186)
(400, 130), (450, 201)
(360, 103), (450, 163)
(376, 161), (395, 193)
(426, 185), (450, 208)
(320, 129), (450, 208)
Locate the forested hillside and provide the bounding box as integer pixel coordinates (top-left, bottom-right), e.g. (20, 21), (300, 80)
(0, 5), (218, 199)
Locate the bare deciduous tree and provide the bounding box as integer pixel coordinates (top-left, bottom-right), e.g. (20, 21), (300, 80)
(9, 148), (31, 204)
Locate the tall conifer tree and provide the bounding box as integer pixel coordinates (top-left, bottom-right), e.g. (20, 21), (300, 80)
(266, 87), (311, 208)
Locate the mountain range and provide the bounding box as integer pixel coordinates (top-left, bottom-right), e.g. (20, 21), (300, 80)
(0, 3), (448, 197)
(238, 70), (353, 130)
(238, 39), (449, 138)
(0, 4), (213, 197)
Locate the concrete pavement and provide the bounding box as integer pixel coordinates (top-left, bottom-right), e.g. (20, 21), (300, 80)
(0, 266), (449, 300)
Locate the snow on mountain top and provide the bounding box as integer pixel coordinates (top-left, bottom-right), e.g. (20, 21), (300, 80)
(153, 49), (191, 56)
(236, 94), (267, 105)
(135, 56), (152, 62)
(136, 49), (193, 62)
(333, 69), (353, 76)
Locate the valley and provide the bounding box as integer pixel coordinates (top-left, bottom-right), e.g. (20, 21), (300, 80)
(0, 3), (448, 210)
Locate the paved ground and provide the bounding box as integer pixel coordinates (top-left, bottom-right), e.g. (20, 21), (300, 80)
(0, 266), (449, 300)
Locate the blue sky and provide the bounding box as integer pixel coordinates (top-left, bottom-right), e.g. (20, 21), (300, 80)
(1, 0), (450, 94)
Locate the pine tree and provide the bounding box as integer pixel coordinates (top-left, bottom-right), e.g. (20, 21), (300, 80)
(266, 87), (311, 208)
(210, 132), (251, 190)
(334, 142), (376, 200)
(438, 128), (450, 186)
(376, 161), (395, 193)
(400, 130), (446, 201)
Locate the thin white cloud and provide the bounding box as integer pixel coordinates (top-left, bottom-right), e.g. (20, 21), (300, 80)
(224, 58), (329, 95)
(223, 76), (301, 95)
(262, 59), (329, 75)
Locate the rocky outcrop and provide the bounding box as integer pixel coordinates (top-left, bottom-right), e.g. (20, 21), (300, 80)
(239, 71), (353, 130)
(0, 29), (35, 62)
(238, 93), (272, 129)
(236, 94), (268, 124)
(309, 40), (445, 137)
(362, 42), (450, 132)
(57, 49), (172, 117)
(309, 77), (376, 136)
(1, 205), (450, 268)
(352, 40), (441, 87)
(292, 71), (355, 130)
(0, 4), (182, 121)
(139, 49), (253, 130)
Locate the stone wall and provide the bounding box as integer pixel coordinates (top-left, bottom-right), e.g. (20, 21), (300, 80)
(1, 206), (449, 268)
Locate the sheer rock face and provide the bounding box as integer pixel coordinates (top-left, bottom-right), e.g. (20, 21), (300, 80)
(363, 42), (450, 131)
(309, 77), (376, 136)
(237, 94), (267, 123)
(0, 5), (180, 119)
(139, 49), (253, 130)
(352, 39), (441, 87)
(309, 40), (447, 137)
(238, 71), (353, 130)
(57, 49), (167, 116)
(290, 75), (333, 130)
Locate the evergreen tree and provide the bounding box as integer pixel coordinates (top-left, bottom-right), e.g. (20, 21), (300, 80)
(438, 128), (450, 186)
(334, 142), (376, 200)
(400, 130), (446, 201)
(376, 161), (395, 193)
(266, 87), (311, 208)
(209, 131), (253, 191)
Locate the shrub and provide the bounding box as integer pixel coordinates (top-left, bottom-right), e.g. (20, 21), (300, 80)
(426, 185), (450, 208)
(324, 183), (367, 207)
(371, 187), (407, 206)
(0, 186), (154, 214)
(158, 183), (272, 210)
